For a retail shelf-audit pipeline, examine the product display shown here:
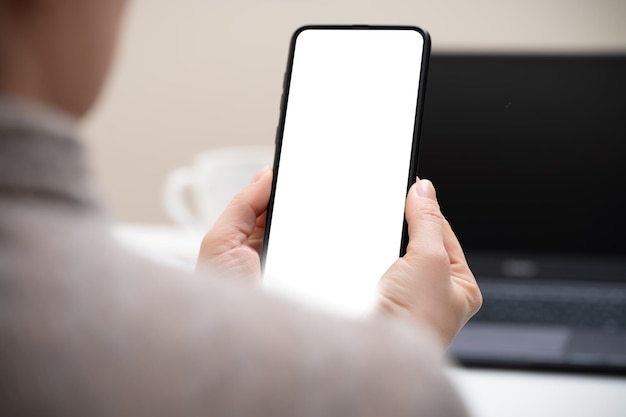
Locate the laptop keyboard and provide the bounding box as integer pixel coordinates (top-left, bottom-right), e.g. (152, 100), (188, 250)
(473, 282), (626, 329)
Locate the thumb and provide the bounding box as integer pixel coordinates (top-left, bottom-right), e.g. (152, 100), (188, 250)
(211, 166), (273, 239)
(404, 179), (447, 260)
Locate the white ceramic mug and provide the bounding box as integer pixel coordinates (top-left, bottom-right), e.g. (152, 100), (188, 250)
(163, 146), (275, 229)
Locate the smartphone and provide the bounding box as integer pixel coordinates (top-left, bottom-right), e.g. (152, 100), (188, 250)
(262, 25), (430, 316)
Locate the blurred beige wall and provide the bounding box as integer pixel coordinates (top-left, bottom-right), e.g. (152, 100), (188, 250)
(82, 0), (626, 224)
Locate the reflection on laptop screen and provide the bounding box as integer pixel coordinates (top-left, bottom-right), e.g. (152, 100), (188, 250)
(419, 54), (626, 281)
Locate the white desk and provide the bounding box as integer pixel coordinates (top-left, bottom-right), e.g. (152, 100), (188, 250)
(113, 223), (626, 417)
(448, 368), (626, 417)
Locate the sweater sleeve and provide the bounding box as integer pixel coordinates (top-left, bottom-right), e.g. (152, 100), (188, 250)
(0, 216), (467, 417)
(0, 100), (468, 417)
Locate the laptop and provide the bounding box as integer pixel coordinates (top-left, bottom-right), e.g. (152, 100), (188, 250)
(418, 53), (626, 373)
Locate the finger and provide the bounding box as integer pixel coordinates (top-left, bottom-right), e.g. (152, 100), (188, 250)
(404, 179), (447, 258)
(442, 220), (468, 266)
(209, 166), (273, 242)
(248, 211), (268, 254)
(443, 220), (481, 303)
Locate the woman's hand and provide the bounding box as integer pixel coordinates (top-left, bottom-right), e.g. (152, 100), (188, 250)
(376, 179), (482, 348)
(196, 166), (273, 282)
(198, 169), (481, 348)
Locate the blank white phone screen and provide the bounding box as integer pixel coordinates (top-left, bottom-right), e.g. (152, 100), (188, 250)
(263, 28), (425, 316)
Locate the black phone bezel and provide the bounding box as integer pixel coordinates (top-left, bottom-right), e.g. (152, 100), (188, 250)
(261, 24), (432, 274)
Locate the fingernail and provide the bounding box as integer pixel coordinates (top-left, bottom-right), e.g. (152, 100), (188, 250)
(251, 166), (270, 183)
(416, 179), (437, 201)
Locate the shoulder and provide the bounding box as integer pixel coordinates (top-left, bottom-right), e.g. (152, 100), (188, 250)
(0, 206), (465, 417)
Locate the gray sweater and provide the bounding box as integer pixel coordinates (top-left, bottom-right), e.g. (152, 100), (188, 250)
(0, 98), (468, 417)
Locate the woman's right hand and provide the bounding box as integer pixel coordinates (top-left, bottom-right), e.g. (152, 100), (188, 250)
(376, 179), (482, 349)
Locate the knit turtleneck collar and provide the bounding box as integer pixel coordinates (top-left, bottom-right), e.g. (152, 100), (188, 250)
(0, 97), (103, 212)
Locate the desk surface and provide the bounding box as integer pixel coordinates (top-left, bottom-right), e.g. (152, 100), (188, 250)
(113, 223), (626, 417)
(448, 367), (626, 417)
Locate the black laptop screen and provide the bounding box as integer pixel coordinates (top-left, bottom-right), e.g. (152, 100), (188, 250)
(418, 54), (626, 278)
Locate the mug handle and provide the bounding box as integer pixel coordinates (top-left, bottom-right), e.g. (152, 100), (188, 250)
(162, 167), (198, 227)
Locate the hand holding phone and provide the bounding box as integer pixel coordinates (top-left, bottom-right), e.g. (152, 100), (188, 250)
(198, 168), (481, 347)
(376, 178), (481, 347)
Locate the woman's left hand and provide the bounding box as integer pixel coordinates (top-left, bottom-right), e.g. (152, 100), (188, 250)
(196, 166), (273, 282)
